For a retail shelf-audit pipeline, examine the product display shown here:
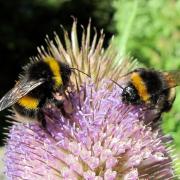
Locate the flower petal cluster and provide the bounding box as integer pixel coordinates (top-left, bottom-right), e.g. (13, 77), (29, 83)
(5, 21), (176, 179)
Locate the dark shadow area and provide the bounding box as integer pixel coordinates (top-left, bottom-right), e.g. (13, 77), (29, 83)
(0, 0), (114, 146)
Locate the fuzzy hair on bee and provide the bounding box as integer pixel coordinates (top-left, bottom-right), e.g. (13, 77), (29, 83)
(112, 68), (180, 120)
(0, 56), (72, 127)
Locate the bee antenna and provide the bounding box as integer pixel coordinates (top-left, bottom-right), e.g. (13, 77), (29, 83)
(111, 79), (124, 90)
(71, 68), (91, 78)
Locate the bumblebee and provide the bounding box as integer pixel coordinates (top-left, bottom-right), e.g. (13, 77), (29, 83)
(0, 56), (72, 127)
(113, 68), (180, 117)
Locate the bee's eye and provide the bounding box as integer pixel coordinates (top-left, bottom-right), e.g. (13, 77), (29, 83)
(122, 87), (130, 98)
(124, 87), (133, 96)
(122, 86), (139, 104)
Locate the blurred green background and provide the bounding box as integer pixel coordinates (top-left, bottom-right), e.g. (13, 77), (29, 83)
(113, 0), (180, 153)
(0, 0), (179, 158)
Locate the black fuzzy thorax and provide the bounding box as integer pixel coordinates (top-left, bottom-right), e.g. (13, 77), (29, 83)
(27, 60), (54, 87)
(24, 60), (71, 92)
(134, 68), (173, 112)
(135, 69), (167, 94)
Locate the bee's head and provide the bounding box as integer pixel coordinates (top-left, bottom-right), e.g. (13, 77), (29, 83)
(122, 85), (141, 104)
(111, 80), (141, 105)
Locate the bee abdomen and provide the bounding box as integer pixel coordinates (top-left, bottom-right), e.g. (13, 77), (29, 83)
(14, 95), (40, 118)
(17, 95), (39, 109)
(13, 103), (38, 118)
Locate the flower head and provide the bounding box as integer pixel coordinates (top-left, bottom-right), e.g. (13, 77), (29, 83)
(5, 20), (176, 179)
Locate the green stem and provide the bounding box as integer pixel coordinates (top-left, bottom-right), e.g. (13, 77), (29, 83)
(117, 0), (138, 58)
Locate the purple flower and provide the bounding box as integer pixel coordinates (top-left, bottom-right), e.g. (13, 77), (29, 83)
(4, 21), (176, 179)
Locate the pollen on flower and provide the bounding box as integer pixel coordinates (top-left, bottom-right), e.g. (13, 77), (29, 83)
(5, 80), (175, 179)
(4, 20), (177, 179)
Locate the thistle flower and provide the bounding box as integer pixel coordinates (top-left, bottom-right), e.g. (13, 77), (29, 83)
(4, 20), (177, 179)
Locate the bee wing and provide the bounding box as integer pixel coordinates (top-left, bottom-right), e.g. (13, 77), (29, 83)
(145, 71), (180, 99)
(169, 71), (180, 86)
(0, 78), (44, 111)
(163, 71), (180, 87)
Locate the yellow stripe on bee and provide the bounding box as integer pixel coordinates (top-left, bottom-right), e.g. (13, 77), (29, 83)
(43, 56), (62, 88)
(18, 96), (39, 109)
(131, 72), (150, 102)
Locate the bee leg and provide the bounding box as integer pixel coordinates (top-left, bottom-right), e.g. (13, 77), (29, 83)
(140, 102), (162, 128)
(145, 95), (166, 127)
(52, 98), (64, 108)
(37, 109), (46, 129)
(52, 98), (71, 118)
